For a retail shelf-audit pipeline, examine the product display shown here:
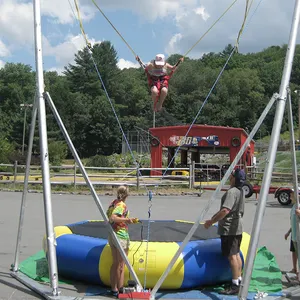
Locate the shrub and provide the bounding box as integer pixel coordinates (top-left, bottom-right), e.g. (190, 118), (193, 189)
(86, 154), (112, 170)
(48, 141), (68, 166)
(0, 138), (16, 172)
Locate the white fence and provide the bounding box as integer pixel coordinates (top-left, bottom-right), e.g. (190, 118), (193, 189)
(0, 162), (297, 190)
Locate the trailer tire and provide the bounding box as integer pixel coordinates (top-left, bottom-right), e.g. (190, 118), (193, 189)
(242, 182), (254, 198)
(277, 190), (292, 206)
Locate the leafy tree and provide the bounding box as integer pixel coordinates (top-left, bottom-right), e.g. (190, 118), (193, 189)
(0, 63), (35, 150)
(64, 41), (120, 98)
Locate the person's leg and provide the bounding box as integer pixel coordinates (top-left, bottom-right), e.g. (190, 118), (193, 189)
(109, 238), (119, 293)
(228, 254), (240, 281)
(236, 235), (243, 281)
(220, 235), (240, 295)
(290, 238), (297, 273)
(292, 241), (300, 281)
(116, 240), (129, 290)
(236, 252), (243, 279)
(292, 251), (298, 273)
(151, 86), (159, 107)
(156, 87), (168, 111)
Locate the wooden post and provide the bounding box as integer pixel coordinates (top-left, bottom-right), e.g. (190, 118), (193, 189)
(74, 162), (77, 189)
(136, 166), (140, 191)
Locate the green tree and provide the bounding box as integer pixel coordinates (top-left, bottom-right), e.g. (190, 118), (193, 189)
(64, 41), (120, 98)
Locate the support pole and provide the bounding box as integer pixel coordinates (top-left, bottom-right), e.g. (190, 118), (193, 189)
(33, 0), (59, 295)
(12, 99), (38, 272)
(239, 1), (300, 298)
(297, 90), (300, 142)
(150, 93), (278, 299)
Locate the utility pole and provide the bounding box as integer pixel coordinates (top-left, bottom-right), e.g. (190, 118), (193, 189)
(20, 103), (33, 155)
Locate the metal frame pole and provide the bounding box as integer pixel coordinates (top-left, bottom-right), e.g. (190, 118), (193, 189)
(239, 1), (300, 298)
(150, 94), (278, 299)
(33, 0), (59, 295)
(287, 89), (300, 271)
(12, 98), (38, 272)
(44, 92), (142, 289)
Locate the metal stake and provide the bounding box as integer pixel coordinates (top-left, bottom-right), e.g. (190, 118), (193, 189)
(239, 1), (300, 298)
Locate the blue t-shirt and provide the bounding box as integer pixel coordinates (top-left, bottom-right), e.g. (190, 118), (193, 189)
(291, 204), (297, 242)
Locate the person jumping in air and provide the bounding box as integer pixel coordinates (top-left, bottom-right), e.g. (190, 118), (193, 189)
(136, 54), (183, 112)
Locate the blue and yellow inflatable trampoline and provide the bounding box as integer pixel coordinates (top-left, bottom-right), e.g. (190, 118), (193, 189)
(46, 220), (250, 289)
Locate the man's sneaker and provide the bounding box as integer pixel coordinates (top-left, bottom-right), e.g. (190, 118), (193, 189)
(219, 283), (240, 295)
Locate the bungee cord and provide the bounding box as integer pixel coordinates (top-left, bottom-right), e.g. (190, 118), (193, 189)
(71, 0), (155, 289)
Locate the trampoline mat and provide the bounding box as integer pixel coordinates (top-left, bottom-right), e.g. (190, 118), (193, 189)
(67, 220), (219, 242)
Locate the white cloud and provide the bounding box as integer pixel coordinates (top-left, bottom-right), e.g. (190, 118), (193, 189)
(166, 33), (183, 55)
(85, 0), (198, 22)
(165, 0), (296, 58)
(0, 60), (5, 69)
(41, 0), (96, 24)
(152, 30), (156, 39)
(43, 34), (102, 71)
(0, 40), (10, 57)
(0, 0), (34, 49)
(117, 59), (140, 70)
(0, 0), (94, 53)
(194, 6), (210, 21)
(0, 0), (298, 73)
(47, 66), (65, 75)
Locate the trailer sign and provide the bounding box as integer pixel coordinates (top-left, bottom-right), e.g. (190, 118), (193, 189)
(169, 135), (220, 146)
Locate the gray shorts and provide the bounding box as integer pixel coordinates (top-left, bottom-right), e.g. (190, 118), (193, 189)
(108, 234), (130, 251)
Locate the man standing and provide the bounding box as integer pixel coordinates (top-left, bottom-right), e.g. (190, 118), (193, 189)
(204, 168), (245, 295)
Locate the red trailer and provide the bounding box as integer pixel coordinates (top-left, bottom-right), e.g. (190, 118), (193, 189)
(149, 124), (255, 176)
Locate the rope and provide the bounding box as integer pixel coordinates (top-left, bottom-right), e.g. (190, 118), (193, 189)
(91, 0), (137, 57)
(234, 0), (255, 50)
(143, 191), (153, 290)
(183, 0), (239, 58)
(156, 0), (260, 185)
(70, 1), (154, 290)
(73, 0), (91, 48)
(72, 0), (147, 187)
(159, 46), (237, 181)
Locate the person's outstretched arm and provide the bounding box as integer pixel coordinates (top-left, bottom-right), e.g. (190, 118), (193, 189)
(166, 57), (184, 72)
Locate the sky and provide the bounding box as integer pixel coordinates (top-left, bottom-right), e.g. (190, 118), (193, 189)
(0, 0), (298, 73)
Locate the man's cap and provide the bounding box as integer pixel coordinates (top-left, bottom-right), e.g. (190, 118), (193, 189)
(154, 54), (165, 66)
(232, 168), (246, 188)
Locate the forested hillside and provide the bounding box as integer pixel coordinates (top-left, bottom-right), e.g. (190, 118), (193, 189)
(1, 41), (300, 164)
